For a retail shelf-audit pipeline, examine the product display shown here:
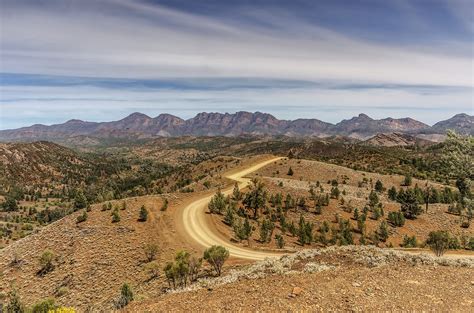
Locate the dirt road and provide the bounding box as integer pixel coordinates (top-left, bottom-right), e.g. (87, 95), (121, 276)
(181, 157), (284, 260)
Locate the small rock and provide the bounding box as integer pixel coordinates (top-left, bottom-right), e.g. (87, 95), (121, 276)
(352, 282), (361, 287)
(292, 287), (303, 296)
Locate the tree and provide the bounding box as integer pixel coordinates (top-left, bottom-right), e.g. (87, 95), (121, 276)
(232, 183), (241, 201)
(203, 245), (229, 276)
(426, 231), (450, 257)
(275, 233), (285, 248)
(368, 190), (379, 209)
(74, 190), (87, 210)
(400, 189), (422, 219)
(377, 221), (389, 242)
(388, 186), (397, 201)
(144, 243), (158, 262)
(233, 217), (253, 244)
(297, 215), (313, 245)
(375, 180), (384, 192)
(39, 250), (54, 275)
(139, 205), (148, 222)
(223, 205), (235, 226)
(3, 197), (18, 212)
(116, 283), (134, 308)
(208, 189), (226, 214)
(243, 179), (267, 219)
(259, 218), (274, 243)
(338, 219), (353, 245)
(287, 167), (294, 176)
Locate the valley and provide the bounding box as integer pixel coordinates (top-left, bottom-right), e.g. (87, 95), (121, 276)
(0, 129), (472, 311)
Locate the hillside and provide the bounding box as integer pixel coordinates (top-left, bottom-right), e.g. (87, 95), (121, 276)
(1, 155), (473, 310)
(363, 133), (434, 147)
(1, 111), (471, 142)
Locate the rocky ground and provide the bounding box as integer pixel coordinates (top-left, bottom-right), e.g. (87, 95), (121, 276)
(129, 246), (474, 312)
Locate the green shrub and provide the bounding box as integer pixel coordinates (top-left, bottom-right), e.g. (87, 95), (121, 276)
(203, 245), (229, 276)
(426, 231), (450, 257)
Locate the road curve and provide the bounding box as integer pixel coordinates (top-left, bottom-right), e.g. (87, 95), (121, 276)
(181, 157), (285, 260)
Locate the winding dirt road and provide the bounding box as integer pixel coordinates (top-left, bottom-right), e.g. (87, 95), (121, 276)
(181, 157), (285, 260)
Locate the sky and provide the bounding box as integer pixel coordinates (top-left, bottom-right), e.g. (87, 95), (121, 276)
(0, 0), (473, 129)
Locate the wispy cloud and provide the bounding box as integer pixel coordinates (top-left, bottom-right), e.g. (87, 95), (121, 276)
(0, 0), (472, 129)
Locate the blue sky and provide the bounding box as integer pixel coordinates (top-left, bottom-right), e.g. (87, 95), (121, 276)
(0, 0), (472, 129)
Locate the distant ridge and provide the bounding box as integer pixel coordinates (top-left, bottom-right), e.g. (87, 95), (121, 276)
(0, 111), (472, 142)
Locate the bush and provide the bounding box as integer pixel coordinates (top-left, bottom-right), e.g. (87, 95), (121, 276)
(203, 245), (229, 276)
(116, 283), (134, 308)
(31, 298), (56, 313)
(287, 167), (294, 176)
(139, 205), (148, 222)
(426, 231), (450, 257)
(39, 250), (54, 275)
(387, 211), (405, 227)
(76, 211), (88, 224)
(145, 261), (160, 279)
(6, 289), (25, 313)
(403, 175), (412, 186)
(111, 209), (120, 223)
(401, 235), (417, 248)
(144, 243), (158, 262)
(160, 198), (169, 211)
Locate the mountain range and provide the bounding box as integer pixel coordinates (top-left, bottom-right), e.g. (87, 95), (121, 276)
(0, 112), (472, 142)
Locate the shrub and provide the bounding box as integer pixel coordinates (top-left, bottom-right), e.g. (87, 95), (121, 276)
(144, 243), (159, 262)
(401, 235), (417, 248)
(116, 283), (134, 309)
(388, 186), (397, 201)
(287, 167), (294, 176)
(203, 245), (229, 276)
(387, 211), (405, 227)
(138, 205), (148, 222)
(76, 211), (87, 224)
(145, 261), (160, 279)
(31, 298), (56, 313)
(403, 175), (412, 186)
(375, 180), (384, 192)
(39, 250), (54, 275)
(111, 209), (120, 223)
(6, 289), (25, 313)
(426, 231), (450, 257)
(160, 199), (169, 211)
